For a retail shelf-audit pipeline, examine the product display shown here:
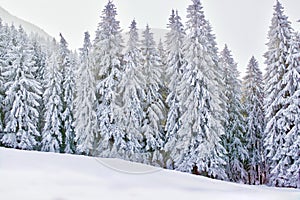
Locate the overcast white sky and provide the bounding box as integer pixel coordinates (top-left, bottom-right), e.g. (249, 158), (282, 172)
(0, 0), (300, 74)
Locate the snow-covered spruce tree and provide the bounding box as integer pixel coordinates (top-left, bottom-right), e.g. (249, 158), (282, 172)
(242, 56), (265, 185)
(157, 38), (168, 102)
(173, 0), (227, 180)
(0, 20), (10, 134)
(93, 1), (126, 158)
(263, 1), (295, 187)
(31, 36), (47, 137)
(204, 21), (227, 138)
(284, 32), (300, 188)
(2, 26), (42, 150)
(220, 45), (248, 183)
(31, 36), (47, 83)
(115, 20), (146, 161)
(41, 41), (63, 152)
(58, 34), (76, 154)
(164, 10), (186, 169)
(74, 32), (98, 155)
(140, 25), (166, 166)
(157, 38), (166, 66)
(270, 32), (300, 188)
(201, 18), (228, 180)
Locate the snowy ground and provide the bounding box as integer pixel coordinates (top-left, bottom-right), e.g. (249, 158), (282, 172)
(0, 147), (299, 200)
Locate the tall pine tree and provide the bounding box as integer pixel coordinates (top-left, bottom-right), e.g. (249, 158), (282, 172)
(31, 36), (47, 137)
(93, 1), (126, 158)
(59, 34), (76, 154)
(115, 20), (146, 161)
(242, 56), (265, 185)
(271, 32), (300, 188)
(263, 1), (295, 187)
(157, 38), (166, 66)
(164, 10), (186, 169)
(0, 20), (9, 136)
(173, 0), (226, 180)
(220, 45), (248, 183)
(74, 32), (98, 155)
(41, 41), (63, 152)
(140, 25), (166, 166)
(283, 33), (300, 188)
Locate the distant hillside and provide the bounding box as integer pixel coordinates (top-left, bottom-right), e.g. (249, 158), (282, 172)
(0, 6), (168, 48)
(0, 6), (51, 39)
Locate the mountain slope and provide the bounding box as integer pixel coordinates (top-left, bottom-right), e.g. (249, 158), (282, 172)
(0, 6), (51, 39)
(0, 147), (299, 200)
(0, 6), (167, 49)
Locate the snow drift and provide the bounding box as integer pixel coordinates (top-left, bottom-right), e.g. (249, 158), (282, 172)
(0, 147), (299, 200)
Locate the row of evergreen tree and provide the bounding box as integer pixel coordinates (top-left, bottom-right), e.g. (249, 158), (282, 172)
(0, 0), (298, 188)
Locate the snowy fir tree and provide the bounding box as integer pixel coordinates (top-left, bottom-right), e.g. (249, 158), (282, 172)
(31, 36), (47, 136)
(265, 31), (300, 188)
(204, 20), (227, 139)
(279, 32), (300, 188)
(263, 1), (295, 187)
(1, 26), (42, 150)
(140, 24), (166, 166)
(74, 32), (98, 155)
(242, 56), (265, 185)
(280, 33), (300, 188)
(114, 20), (146, 161)
(200, 17), (228, 180)
(93, 1), (126, 158)
(220, 45), (248, 183)
(31, 36), (47, 83)
(59, 34), (76, 154)
(41, 42), (63, 153)
(173, 0), (227, 180)
(0, 20), (9, 133)
(157, 38), (166, 66)
(157, 38), (168, 100)
(164, 10), (186, 169)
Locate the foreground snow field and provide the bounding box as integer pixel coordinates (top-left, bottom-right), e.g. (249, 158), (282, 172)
(0, 148), (299, 200)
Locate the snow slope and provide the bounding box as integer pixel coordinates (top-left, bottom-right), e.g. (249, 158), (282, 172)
(0, 5), (166, 50)
(0, 147), (299, 200)
(0, 6), (51, 39)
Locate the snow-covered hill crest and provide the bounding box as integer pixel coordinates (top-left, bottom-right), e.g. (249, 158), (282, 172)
(0, 6), (51, 39)
(0, 147), (299, 200)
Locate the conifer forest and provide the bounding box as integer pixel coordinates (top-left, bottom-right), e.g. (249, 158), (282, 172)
(0, 0), (299, 189)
